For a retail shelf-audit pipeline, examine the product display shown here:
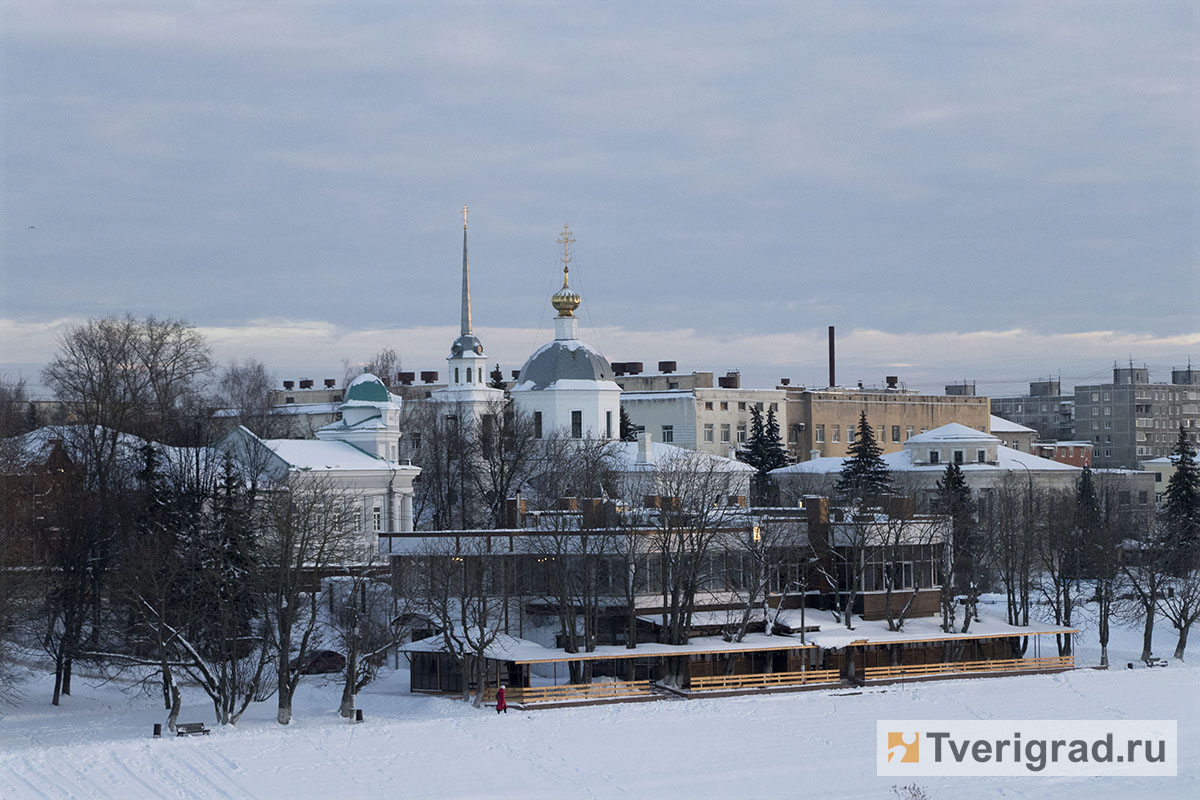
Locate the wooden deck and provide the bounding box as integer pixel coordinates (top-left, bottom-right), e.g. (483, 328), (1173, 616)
(485, 680), (654, 705)
(690, 668), (840, 692)
(863, 654), (1073, 681)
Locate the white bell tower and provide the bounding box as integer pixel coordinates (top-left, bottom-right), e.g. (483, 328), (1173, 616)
(431, 206), (504, 418)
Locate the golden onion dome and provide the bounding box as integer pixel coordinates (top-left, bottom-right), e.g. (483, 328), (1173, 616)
(551, 266), (581, 317)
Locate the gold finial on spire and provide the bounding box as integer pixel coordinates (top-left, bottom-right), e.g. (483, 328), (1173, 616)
(463, 205), (468, 230)
(551, 223), (581, 317)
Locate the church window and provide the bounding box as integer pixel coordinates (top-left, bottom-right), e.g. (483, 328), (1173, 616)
(466, 368), (472, 383)
(533, 412), (543, 439)
(571, 411), (583, 439)
(455, 368), (460, 383)
(606, 410), (613, 439)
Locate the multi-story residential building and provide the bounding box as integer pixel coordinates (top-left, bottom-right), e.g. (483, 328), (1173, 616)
(781, 384), (991, 462)
(1074, 366), (1200, 469)
(990, 379), (1074, 440)
(619, 374), (789, 459)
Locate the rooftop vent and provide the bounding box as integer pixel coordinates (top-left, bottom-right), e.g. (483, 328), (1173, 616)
(324, 378), (336, 388)
(658, 360), (677, 374)
(282, 380), (295, 390)
(299, 379), (314, 389)
(420, 371), (438, 384)
(398, 371), (415, 386)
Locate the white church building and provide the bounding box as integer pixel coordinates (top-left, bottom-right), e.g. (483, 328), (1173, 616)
(510, 226), (621, 441)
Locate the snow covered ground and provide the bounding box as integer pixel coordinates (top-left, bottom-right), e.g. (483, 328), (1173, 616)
(1, 611), (1196, 799)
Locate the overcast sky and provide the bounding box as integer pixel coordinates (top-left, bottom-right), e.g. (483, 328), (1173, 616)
(2, 2), (1196, 397)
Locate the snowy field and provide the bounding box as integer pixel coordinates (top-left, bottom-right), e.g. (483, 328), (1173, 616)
(1, 613), (1196, 799)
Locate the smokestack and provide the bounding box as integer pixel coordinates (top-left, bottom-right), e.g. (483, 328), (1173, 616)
(828, 326), (836, 388)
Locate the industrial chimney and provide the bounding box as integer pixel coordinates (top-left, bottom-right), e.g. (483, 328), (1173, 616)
(828, 326), (836, 388)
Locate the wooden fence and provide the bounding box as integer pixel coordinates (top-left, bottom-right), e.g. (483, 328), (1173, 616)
(484, 680), (653, 705)
(863, 655), (1073, 681)
(689, 668), (841, 692)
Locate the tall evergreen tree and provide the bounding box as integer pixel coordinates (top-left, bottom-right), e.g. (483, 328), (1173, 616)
(933, 462), (976, 631)
(738, 406), (788, 504)
(835, 411), (891, 504)
(619, 407), (637, 442)
(1165, 425), (1200, 550)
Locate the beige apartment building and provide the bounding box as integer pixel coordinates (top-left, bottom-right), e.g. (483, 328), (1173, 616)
(782, 386), (991, 461)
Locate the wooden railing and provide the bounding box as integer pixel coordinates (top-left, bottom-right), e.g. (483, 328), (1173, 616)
(690, 668), (840, 692)
(863, 655), (1073, 681)
(484, 680), (653, 704)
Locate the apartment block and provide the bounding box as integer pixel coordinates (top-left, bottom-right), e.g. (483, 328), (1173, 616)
(1074, 366), (1200, 468)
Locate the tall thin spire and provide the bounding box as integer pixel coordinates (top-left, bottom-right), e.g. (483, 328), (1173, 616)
(461, 205), (472, 336)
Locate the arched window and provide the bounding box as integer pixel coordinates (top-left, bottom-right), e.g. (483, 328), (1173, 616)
(467, 367), (472, 383)
(454, 368), (460, 383)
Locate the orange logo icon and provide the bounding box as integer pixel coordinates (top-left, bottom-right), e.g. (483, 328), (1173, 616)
(887, 732), (919, 763)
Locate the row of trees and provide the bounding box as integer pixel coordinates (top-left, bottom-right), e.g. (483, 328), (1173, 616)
(823, 411), (1200, 663)
(0, 317), (405, 725)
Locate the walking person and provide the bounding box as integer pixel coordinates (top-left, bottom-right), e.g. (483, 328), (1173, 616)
(496, 685), (507, 714)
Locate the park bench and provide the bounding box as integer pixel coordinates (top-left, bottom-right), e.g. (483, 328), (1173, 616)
(175, 722), (211, 737)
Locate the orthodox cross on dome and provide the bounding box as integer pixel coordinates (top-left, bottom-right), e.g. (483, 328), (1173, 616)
(557, 223), (575, 282)
(551, 224), (582, 318)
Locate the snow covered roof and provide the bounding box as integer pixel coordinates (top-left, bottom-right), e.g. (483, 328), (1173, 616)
(619, 391), (696, 402)
(906, 422), (999, 445)
(608, 439), (756, 473)
(512, 338), (618, 392)
(262, 438), (390, 471)
(401, 632), (814, 663)
(772, 441), (1078, 476)
(988, 415), (1035, 434)
(5, 426), (208, 474)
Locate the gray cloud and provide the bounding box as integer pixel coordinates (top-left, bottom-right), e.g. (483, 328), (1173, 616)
(3, 3), (1195, 383)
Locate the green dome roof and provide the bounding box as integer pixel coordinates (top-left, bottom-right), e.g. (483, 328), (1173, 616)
(344, 373), (390, 403)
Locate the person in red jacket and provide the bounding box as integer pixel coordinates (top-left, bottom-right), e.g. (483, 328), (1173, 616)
(496, 685), (507, 714)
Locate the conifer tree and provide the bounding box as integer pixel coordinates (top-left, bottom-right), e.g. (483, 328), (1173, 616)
(835, 410), (891, 504)
(619, 407), (637, 442)
(738, 407), (788, 504)
(1165, 425), (1200, 550)
(488, 364), (506, 390)
(934, 462), (975, 631)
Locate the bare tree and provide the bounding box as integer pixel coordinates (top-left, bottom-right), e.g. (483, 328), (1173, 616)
(217, 359), (295, 439)
(622, 450), (743, 685)
(1120, 517), (1173, 663)
(325, 564), (409, 718)
(723, 517), (806, 643)
(345, 347), (401, 387)
(407, 403), (480, 530)
(473, 399), (544, 529)
(1158, 564), (1200, 660)
(415, 537), (506, 707)
(1035, 492), (1082, 656)
(984, 475), (1036, 655)
(262, 476), (361, 725)
(0, 375), (35, 438)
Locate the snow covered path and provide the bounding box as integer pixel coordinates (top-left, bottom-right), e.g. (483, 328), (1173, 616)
(1, 622), (1196, 798)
